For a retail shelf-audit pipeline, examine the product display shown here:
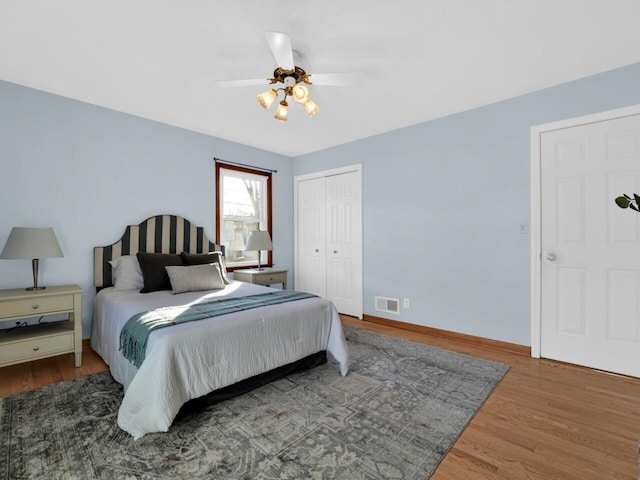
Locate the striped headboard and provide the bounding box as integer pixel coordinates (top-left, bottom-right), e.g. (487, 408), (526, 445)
(94, 215), (224, 289)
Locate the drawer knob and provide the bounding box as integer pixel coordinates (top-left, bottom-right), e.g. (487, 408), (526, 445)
(32, 304), (39, 310)
(33, 346), (40, 351)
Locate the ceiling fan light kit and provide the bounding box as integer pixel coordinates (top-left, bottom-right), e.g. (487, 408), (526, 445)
(257, 66), (319, 121)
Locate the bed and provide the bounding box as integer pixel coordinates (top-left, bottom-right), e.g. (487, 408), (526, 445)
(90, 215), (349, 439)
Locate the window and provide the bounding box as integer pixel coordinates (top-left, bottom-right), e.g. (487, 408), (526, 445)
(216, 163), (272, 270)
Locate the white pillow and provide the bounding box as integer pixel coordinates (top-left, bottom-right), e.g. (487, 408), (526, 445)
(109, 255), (144, 291)
(165, 263), (226, 294)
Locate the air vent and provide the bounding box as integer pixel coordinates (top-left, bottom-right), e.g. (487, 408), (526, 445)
(375, 296), (400, 314)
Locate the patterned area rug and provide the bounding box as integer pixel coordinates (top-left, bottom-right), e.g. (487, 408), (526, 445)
(0, 327), (509, 479)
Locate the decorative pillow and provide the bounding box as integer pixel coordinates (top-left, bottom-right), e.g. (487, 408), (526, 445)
(109, 255), (144, 291)
(180, 251), (231, 284)
(136, 252), (184, 293)
(165, 263), (225, 294)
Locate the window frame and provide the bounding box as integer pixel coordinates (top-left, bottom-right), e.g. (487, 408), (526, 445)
(215, 162), (272, 271)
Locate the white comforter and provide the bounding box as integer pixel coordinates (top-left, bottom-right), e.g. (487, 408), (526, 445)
(91, 281), (349, 439)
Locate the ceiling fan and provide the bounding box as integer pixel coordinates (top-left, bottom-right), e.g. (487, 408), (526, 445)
(216, 31), (359, 122)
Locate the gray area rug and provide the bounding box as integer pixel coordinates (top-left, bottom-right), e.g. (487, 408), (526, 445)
(0, 326), (509, 479)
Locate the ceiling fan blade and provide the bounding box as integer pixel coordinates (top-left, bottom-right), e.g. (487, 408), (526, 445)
(307, 72), (365, 86)
(265, 31), (294, 70)
(215, 78), (270, 88)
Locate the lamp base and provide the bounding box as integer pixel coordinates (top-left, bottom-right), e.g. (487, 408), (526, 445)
(28, 258), (46, 291)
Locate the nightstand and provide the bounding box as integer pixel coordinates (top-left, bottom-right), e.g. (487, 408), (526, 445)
(234, 268), (288, 289)
(0, 285), (82, 368)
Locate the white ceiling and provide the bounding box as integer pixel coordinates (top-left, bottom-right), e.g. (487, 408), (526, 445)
(2, 1), (640, 157)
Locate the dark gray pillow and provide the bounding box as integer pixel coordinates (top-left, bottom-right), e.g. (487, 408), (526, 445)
(136, 253), (184, 293)
(180, 251), (230, 284)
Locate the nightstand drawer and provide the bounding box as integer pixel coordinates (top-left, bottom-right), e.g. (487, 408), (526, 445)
(0, 330), (74, 364)
(254, 273), (286, 285)
(0, 294), (73, 318)
(234, 269), (288, 289)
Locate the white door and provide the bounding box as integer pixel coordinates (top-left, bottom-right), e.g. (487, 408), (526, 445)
(326, 171), (363, 317)
(295, 166), (363, 318)
(297, 176), (327, 297)
(540, 113), (640, 377)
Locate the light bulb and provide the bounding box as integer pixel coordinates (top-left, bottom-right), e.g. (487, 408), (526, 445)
(292, 84), (309, 104)
(274, 100), (288, 121)
(257, 89), (277, 109)
(304, 98), (320, 117)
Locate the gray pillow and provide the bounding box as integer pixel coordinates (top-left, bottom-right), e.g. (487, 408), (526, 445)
(165, 263), (226, 294)
(180, 251), (231, 284)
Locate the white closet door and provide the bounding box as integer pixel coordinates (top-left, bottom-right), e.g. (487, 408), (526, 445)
(295, 166), (363, 318)
(297, 176), (327, 297)
(326, 171), (362, 317)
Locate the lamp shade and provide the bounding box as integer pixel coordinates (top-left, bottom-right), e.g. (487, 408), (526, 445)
(245, 230), (273, 252)
(1, 227), (63, 259)
(292, 84), (309, 104)
(274, 100), (288, 122)
(304, 99), (320, 117)
(257, 89), (278, 110)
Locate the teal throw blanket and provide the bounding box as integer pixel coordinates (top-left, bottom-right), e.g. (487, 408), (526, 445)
(119, 290), (317, 368)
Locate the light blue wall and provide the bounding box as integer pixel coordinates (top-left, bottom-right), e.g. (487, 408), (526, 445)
(4, 62), (640, 345)
(294, 62), (640, 346)
(0, 80), (293, 336)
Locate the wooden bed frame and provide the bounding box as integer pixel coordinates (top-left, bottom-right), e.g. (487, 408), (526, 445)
(94, 214), (224, 289)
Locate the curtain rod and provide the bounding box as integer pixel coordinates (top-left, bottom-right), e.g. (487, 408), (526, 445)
(213, 157), (278, 174)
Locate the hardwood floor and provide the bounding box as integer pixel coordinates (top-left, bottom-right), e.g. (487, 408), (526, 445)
(1, 321), (638, 479)
(341, 316), (640, 480)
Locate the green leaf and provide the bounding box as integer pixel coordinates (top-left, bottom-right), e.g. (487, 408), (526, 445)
(615, 196), (631, 208)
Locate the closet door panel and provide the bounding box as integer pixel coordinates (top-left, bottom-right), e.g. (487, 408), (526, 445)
(297, 177), (327, 297)
(326, 172), (362, 317)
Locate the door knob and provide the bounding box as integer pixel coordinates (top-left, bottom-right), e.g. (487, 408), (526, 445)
(545, 252), (557, 261)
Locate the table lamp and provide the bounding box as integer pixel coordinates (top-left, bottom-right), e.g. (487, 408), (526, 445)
(245, 230), (273, 271)
(0, 227), (64, 290)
